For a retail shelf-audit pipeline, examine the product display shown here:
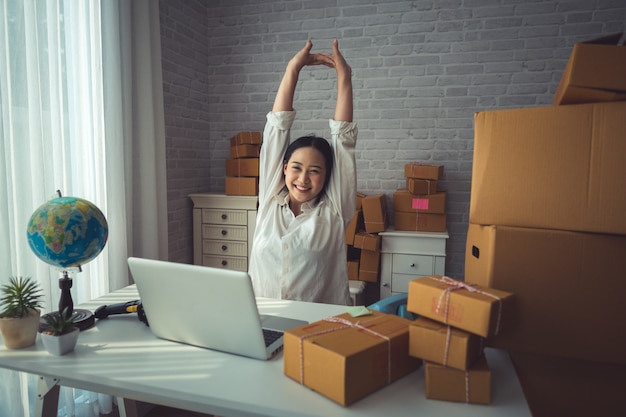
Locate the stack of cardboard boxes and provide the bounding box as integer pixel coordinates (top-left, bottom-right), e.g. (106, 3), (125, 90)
(405, 275), (514, 405)
(393, 163), (446, 232)
(465, 34), (626, 417)
(225, 132), (262, 196)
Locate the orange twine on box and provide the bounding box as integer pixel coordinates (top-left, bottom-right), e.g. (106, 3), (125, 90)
(297, 316), (392, 385)
(432, 275), (503, 336)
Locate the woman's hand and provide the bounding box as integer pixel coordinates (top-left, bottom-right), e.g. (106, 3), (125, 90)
(331, 39), (352, 80)
(287, 40), (334, 73)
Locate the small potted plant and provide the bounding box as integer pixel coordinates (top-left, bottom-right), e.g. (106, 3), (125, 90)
(40, 307), (80, 355)
(0, 276), (43, 349)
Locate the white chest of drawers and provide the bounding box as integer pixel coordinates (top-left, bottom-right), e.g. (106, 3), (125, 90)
(189, 193), (257, 272)
(379, 229), (449, 298)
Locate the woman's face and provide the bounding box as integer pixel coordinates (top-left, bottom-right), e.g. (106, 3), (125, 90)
(283, 146), (327, 205)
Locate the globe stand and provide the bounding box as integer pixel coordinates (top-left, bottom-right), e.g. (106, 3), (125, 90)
(40, 271), (95, 332)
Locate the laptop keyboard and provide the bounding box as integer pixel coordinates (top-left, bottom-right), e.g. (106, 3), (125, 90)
(263, 328), (283, 347)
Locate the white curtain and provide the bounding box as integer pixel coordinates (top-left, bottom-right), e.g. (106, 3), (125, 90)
(0, 0), (168, 416)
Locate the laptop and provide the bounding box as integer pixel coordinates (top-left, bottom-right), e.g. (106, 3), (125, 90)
(127, 257), (308, 360)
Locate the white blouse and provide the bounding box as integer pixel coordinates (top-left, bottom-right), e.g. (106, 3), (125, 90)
(248, 111), (358, 305)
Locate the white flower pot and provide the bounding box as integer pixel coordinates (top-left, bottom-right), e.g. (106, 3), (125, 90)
(41, 328), (80, 355)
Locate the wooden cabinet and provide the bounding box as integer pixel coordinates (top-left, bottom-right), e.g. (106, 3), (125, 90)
(189, 194), (257, 272)
(379, 229), (448, 298)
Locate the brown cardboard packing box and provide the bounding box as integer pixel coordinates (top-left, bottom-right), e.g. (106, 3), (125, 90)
(425, 356), (491, 405)
(347, 260), (359, 280)
(409, 317), (483, 371)
(345, 210), (363, 246)
(404, 163), (443, 180)
(229, 131), (262, 146)
(361, 194), (387, 233)
(510, 351), (626, 417)
(225, 158), (260, 177)
(470, 101), (626, 235)
(353, 232), (381, 252)
(225, 177), (258, 196)
(465, 223), (626, 364)
(406, 177), (437, 195)
(554, 33), (626, 105)
(394, 211), (446, 233)
(358, 249), (380, 283)
(230, 144), (261, 159)
(284, 311), (421, 406)
(407, 275), (514, 338)
(393, 189), (446, 214)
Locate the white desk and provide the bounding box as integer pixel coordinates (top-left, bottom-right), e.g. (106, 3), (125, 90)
(0, 286), (532, 417)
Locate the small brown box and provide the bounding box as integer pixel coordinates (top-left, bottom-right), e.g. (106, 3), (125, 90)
(406, 178), (437, 195)
(345, 210), (363, 246)
(394, 211), (446, 233)
(404, 163), (444, 180)
(225, 177), (258, 196)
(358, 249), (380, 283)
(407, 275), (514, 338)
(347, 260), (359, 280)
(425, 356), (491, 405)
(229, 131), (262, 146)
(409, 317), (483, 371)
(362, 194), (387, 233)
(393, 189), (446, 214)
(225, 158), (260, 177)
(353, 232), (381, 252)
(230, 144), (261, 159)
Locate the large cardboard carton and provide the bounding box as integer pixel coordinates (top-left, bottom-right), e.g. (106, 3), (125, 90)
(225, 158), (259, 177)
(358, 248), (380, 283)
(353, 232), (381, 252)
(470, 101), (626, 235)
(510, 351), (626, 417)
(230, 144), (261, 159)
(404, 163), (443, 180)
(284, 311), (421, 406)
(225, 177), (258, 196)
(409, 317), (483, 371)
(465, 223), (626, 364)
(407, 276), (514, 338)
(362, 194), (388, 233)
(554, 33), (626, 105)
(425, 356), (491, 405)
(229, 131), (262, 146)
(394, 211), (446, 233)
(393, 189), (446, 214)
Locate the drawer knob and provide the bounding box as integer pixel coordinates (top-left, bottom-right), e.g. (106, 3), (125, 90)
(382, 283), (389, 287)
(221, 229), (227, 236)
(221, 245), (228, 251)
(221, 260), (228, 266)
(221, 214), (228, 220)
(410, 263), (415, 268)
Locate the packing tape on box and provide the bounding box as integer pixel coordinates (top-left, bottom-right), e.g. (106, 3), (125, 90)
(432, 276), (503, 336)
(298, 316), (392, 385)
(442, 325), (485, 368)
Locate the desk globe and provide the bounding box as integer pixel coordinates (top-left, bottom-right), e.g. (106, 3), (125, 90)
(26, 193), (108, 330)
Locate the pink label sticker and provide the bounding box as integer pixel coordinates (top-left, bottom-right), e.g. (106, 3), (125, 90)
(412, 198), (429, 210)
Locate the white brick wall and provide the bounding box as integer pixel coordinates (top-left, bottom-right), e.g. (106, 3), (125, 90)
(161, 0), (626, 278)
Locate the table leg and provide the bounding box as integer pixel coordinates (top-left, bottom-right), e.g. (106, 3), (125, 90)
(117, 397), (140, 417)
(35, 376), (60, 417)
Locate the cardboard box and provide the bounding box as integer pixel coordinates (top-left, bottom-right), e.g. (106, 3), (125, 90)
(225, 177), (258, 196)
(229, 131), (262, 146)
(409, 317), (483, 371)
(404, 163), (444, 180)
(510, 351), (626, 417)
(465, 223), (626, 364)
(554, 33), (626, 105)
(358, 249), (380, 283)
(225, 158), (259, 177)
(362, 194), (388, 233)
(356, 192), (365, 210)
(470, 101), (626, 235)
(406, 178), (437, 195)
(284, 311), (422, 406)
(353, 232), (381, 252)
(347, 260), (359, 280)
(407, 275), (514, 338)
(425, 356), (491, 405)
(230, 144), (261, 159)
(345, 210), (363, 246)
(393, 211), (447, 233)
(393, 189), (446, 214)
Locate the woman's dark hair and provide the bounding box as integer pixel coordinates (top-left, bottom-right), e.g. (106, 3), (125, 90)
(283, 135), (334, 201)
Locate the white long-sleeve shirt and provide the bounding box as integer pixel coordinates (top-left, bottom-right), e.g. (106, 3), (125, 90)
(248, 111), (357, 305)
